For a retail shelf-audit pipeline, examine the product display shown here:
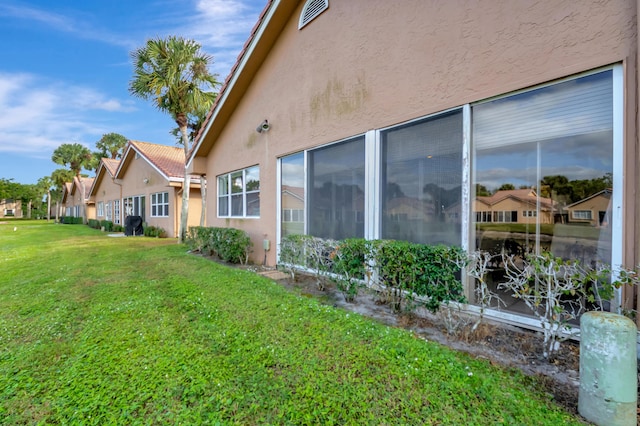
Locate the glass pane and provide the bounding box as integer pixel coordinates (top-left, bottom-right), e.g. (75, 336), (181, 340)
(231, 194), (243, 216)
(231, 171), (243, 194)
(308, 137), (365, 240)
(381, 110), (463, 245)
(472, 70), (613, 313)
(246, 166), (260, 191)
(281, 152), (305, 237)
(218, 175), (229, 195)
(218, 196), (228, 216)
(246, 192), (260, 217)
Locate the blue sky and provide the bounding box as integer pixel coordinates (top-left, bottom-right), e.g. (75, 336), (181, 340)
(0, 0), (266, 184)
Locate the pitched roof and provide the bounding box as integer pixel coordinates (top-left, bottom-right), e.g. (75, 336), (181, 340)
(89, 158), (122, 196)
(477, 189), (555, 210)
(70, 176), (94, 201)
(188, 0), (291, 163)
(565, 188), (612, 209)
(102, 158), (120, 176)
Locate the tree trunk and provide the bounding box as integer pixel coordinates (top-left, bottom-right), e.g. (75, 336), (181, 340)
(47, 191), (51, 222)
(178, 125), (190, 243)
(200, 175), (206, 227)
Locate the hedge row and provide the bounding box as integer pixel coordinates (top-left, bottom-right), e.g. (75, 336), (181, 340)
(279, 235), (466, 311)
(186, 226), (253, 265)
(86, 219), (124, 233)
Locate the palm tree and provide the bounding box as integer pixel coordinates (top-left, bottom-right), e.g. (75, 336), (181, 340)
(37, 177), (54, 221)
(129, 36), (219, 242)
(52, 143), (93, 222)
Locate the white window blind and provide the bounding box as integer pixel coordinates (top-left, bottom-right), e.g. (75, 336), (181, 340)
(473, 70), (613, 150)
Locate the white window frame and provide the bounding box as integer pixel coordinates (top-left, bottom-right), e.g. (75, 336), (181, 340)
(113, 200), (121, 224)
(151, 192), (169, 217)
(275, 64), (624, 317)
(97, 201), (104, 218)
(217, 166), (260, 218)
(105, 201), (112, 221)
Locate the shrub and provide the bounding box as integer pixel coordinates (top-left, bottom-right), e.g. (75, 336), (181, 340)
(99, 220), (114, 232)
(60, 216), (83, 224)
(144, 225), (167, 238)
(113, 224), (124, 232)
(499, 252), (613, 360)
(278, 235), (466, 310)
(87, 219), (100, 229)
(186, 226), (253, 264)
(330, 238), (370, 302)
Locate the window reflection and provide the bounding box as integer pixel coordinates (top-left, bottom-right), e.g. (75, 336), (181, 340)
(381, 110), (463, 245)
(281, 152), (305, 237)
(472, 70), (613, 313)
(308, 137), (365, 240)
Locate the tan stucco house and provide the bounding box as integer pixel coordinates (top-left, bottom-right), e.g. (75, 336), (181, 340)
(188, 1), (638, 321)
(475, 189), (556, 225)
(565, 189), (612, 227)
(89, 158), (122, 226)
(62, 176), (94, 223)
(113, 140), (203, 238)
(0, 199), (22, 218)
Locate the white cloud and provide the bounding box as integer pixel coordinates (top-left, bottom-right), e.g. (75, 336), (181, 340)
(178, 0), (266, 78)
(0, 72), (135, 154)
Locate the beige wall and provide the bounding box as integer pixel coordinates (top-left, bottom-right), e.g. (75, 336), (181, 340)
(200, 0), (637, 265)
(119, 156), (202, 238)
(93, 175), (122, 222)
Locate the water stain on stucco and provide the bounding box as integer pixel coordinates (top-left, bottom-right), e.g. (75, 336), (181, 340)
(246, 132), (258, 149)
(310, 74), (368, 123)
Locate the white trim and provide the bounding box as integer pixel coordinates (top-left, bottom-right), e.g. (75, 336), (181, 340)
(188, 1), (280, 169)
(461, 104), (471, 252)
(611, 63), (624, 312)
(364, 129), (377, 240)
(276, 158), (282, 259)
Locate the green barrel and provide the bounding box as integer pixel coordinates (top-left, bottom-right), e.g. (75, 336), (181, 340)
(578, 311), (637, 426)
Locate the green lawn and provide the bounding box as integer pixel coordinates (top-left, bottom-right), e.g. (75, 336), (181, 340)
(0, 221), (583, 425)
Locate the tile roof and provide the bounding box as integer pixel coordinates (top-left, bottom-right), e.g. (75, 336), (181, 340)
(477, 189), (555, 210)
(129, 140), (186, 179)
(102, 158), (120, 177)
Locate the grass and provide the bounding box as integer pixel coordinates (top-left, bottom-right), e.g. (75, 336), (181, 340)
(0, 221), (584, 425)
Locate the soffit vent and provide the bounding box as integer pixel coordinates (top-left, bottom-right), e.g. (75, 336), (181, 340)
(298, 0), (328, 29)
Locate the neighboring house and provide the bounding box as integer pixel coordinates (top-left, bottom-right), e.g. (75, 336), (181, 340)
(89, 158), (122, 227)
(61, 177), (94, 222)
(474, 189), (555, 225)
(281, 185), (304, 236)
(0, 199), (22, 218)
(187, 1), (636, 320)
(565, 189), (612, 227)
(61, 182), (73, 218)
(113, 140), (203, 237)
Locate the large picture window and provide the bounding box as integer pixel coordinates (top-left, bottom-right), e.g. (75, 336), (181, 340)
(472, 69), (614, 309)
(218, 166), (260, 218)
(380, 110), (462, 245)
(277, 67), (621, 320)
(308, 137), (365, 240)
(151, 192), (169, 217)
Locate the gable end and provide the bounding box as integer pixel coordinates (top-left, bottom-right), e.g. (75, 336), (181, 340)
(298, 0), (328, 29)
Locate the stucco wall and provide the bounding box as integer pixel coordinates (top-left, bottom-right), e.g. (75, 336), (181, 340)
(202, 0), (637, 265)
